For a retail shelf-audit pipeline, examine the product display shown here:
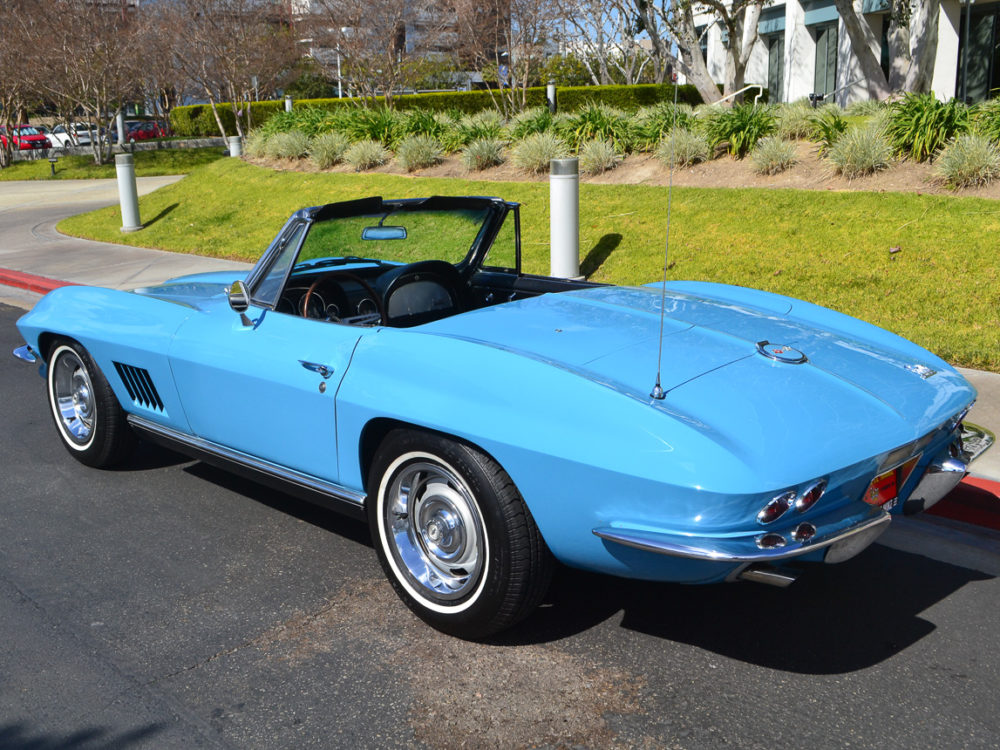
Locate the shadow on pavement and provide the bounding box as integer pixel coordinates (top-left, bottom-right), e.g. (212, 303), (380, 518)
(141, 202), (178, 229)
(580, 233), (621, 278)
(0, 722), (164, 750)
(498, 543), (992, 674)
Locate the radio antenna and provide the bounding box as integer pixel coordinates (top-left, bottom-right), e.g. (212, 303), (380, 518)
(651, 74), (681, 400)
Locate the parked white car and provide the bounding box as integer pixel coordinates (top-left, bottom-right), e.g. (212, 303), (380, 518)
(48, 123), (97, 147)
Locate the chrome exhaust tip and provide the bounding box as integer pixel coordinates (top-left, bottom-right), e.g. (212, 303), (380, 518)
(737, 564), (798, 588)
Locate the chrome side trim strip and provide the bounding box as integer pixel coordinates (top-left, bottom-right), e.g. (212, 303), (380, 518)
(127, 415), (366, 509)
(13, 344), (38, 364)
(593, 513), (891, 563)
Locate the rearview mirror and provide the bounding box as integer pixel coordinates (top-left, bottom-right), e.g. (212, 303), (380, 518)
(227, 279), (250, 312)
(362, 225), (407, 240)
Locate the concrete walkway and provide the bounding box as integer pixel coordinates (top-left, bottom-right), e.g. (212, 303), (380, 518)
(1, 176), (998, 486)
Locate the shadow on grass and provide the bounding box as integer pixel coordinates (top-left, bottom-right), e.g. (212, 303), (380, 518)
(142, 202), (178, 229)
(580, 233), (621, 278)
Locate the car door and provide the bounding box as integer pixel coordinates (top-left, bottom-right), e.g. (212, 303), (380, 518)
(168, 305), (364, 484)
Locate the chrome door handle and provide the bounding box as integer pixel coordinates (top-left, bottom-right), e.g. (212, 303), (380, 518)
(299, 360), (334, 379)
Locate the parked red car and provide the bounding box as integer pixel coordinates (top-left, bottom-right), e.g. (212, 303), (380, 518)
(126, 121), (167, 142)
(0, 126), (52, 150)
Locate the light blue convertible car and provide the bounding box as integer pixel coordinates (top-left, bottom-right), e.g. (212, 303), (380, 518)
(13, 195), (992, 638)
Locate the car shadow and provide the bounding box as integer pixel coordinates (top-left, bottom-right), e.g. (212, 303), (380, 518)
(0, 721), (165, 750)
(580, 233), (622, 278)
(496, 543), (993, 674)
(110, 440), (191, 471)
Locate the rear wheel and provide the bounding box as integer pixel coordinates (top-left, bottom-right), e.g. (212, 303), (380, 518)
(46, 341), (134, 467)
(368, 429), (552, 639)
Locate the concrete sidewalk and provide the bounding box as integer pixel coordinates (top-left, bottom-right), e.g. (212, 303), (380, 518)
(1, 176), (998, 513)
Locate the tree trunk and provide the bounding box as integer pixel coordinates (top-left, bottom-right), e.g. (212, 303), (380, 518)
(903, 0), (940, 92)
(832, 0), (892, 98)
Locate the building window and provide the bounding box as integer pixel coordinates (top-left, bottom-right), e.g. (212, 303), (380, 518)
(813, 22), (837, 97)
(767, 34), (785, 102)
(958, 3), (1000, 103)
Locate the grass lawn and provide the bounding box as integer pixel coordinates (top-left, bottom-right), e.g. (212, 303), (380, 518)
(59, 158), (1000, 371)
(0, 147), (226, 180)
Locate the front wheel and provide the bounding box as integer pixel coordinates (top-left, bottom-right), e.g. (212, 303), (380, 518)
(368, 430), (552, 639)
(46, 341), (135, 468)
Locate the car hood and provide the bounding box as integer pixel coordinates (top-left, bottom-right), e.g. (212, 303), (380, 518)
(425, 284), (973, 460)
(132, 270), (247, 309)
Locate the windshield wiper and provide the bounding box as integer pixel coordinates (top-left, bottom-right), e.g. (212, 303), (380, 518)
(296, 256), (386, 271)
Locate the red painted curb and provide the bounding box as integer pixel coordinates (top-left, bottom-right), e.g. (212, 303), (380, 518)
(929, 476), (1000, 532)
(0, 268), (78, 295)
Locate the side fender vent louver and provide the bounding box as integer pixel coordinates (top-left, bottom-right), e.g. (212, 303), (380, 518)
(113, 362), (164, 412)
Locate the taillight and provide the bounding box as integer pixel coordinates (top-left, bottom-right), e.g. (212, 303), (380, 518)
(864, 456), (921, 507)
(756, 532), (787, 549)
(757, 491), (794, 524)
(796, 479), (826, 513)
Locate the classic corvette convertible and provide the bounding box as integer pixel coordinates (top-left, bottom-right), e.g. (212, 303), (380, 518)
(13, 195), (993, 638)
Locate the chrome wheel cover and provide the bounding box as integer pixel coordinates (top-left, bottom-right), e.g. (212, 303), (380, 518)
(51, 350), (95, 445)
(383, 459), (485, 602)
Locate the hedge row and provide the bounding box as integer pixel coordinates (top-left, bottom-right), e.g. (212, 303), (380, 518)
(170, 83), (704, 137)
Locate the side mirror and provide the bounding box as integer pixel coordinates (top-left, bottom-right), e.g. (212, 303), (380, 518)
(227, 280), (253, 326)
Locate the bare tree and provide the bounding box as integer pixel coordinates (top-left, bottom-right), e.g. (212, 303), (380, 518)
(28, 0), (144, 164)
(0, 1), (37, 167)
(634, 0), (764, 104)
(135, 4), (199, 127)
(553, 0), (655, 85)
(449, 0), (558, 115)
(173, 0), (298, 138)
(833, 0), (940, 99)
(303, 0), (451, 106)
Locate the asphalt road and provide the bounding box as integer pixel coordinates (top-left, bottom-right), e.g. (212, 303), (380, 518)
(3, 301), (1000, 750)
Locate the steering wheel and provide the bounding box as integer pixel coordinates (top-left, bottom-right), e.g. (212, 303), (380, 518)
(302, 270), (386, 326)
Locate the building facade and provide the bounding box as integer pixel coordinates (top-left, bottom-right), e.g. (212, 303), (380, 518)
(698, 0), (997, 105)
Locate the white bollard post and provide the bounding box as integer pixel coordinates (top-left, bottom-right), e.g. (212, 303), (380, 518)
(546, 79), (557, 114)
(116, 111), (126, 147)
(550, 158), (580, 279)
(115, 153), (142, 233)
(228, 135), (243, 157)
(284, 95), (293, 112)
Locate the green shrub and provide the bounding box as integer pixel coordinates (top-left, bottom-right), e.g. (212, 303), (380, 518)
(395, 134), (443, 171)
(702, 103), (776, 157)
(461, 110), (507, 141)
(655, 129), (710, 167)
(259, 107), (345, 138)
(170, 84), (704, 137)
(554, 103), (633, 152)
(751, 136), (798, 174)
(809, 108), (848, 154)
(509, 106), (553, 140)
(633, 102), (694, 152)
(343, 139), (391, 170)
(398, 109), (449, 139)
(511, 132), (569, 173)
(264, 130), (310, 159)
(972, 98), (1000, 143)
(578, 140), (618, 174)
(776, 100), (815, 140)
(309, 132), (349, 169)
(886, 93), (971, 162)
(827, 122), (893, 178)
(934, 133), (1000, 187)
(244, 130), (269, 158)
(461, 138), (506, 171)
(340, 107), (400, 145)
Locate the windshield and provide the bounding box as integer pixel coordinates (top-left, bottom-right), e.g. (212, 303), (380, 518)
(15, 127), (41, 135)
(292, 207), (490, 274)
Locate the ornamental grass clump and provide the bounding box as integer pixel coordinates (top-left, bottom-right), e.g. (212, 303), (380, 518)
(509, 106), (553, 140)
(243, 129), (269, 158)
(632, 102), (694, 152)
(578, 140), (618, 174)
(776, 100), (815, 140)
(309, 132), (349, 169)
(972, 98), (1000, 143)
(343, 139), (391, 171)
(845, 99), (884, 117)
(934, 133), (1000, 187)
(809, 108), (848, 155)
(554, 103), (633, 152)
(511, 132), (569, 174)
(655, 128), (710, 167)
(461, 138), (505, 171)
(341, 107), (400, 146)
(398, 109), (449, 140)
(885, 93), (970, 162)
(264, 130), (310, 159)
(827, 122), (893, 178)
(395, 134), (443, 172)
(702, 103), (776, 157)
(751, 136), (797, 175)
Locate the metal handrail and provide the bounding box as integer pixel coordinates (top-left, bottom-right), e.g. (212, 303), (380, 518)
(713, 84), (766, 106)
